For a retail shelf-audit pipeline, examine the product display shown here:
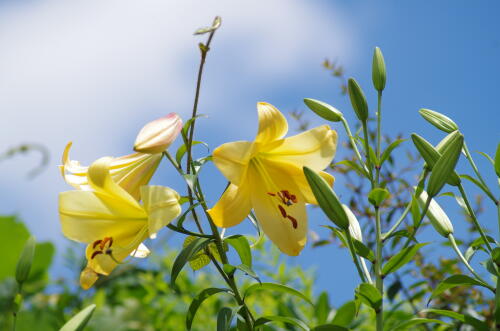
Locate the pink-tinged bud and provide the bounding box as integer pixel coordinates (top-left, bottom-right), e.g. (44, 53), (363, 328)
(134, 113), (182, 154)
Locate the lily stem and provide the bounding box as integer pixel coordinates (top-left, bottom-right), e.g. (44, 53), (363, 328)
(462, 142), (497, 204)
(376, 91), (382, 184)
(345, 231), (369, 283)
(448, 234), (494, 292)
(374, 206), (383, 331)
(457, 183), (493, 253)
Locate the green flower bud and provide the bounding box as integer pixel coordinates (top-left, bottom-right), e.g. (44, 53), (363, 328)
(411, 133), (461, 186)
(60, 304), (97, 331)
(416, 188), (454, 237)
(347, 78), (368, 122)
(419, 109), (459, 133)
(303, 166), (349, 230)
(427, 132), (464, 197)
(15, 236), (36, 286)
(372, 47), (386, 92)
(303, 98), (343, 122)
(342, 204), (362, 242)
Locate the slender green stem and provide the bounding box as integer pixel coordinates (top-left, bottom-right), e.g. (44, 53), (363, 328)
(376, 91), (382, 184)
(374, 206), (383, 331)
(362, 123), (375, 188)
(462, 142), (497, 204)
(340, 117), (369, 175)
(458, 183), (493, 253)
(345, 231), (368, 283)
(382, 171), (428, 241)
(448, 234), (495, 292)
(360, 258), (373, 284)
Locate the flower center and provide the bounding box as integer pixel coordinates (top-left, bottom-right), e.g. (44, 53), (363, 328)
(267, 190), (298, 229)
(91, 236), (114, 259)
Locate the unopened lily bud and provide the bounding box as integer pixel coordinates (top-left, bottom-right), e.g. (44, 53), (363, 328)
(416, 188), (454, 237)
(15, 236), (36, 286)
(134, 113), (182, 154)
(303, 98), (343, 122)
(347, 78), (368, 122)
(419, 109), (458, 133)
(342, 204), (362, 242)
(372, 47), (386, 92)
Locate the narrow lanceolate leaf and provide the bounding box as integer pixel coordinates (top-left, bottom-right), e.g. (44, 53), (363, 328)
(313, 326), (348, 331)
(15, 236), (36, 285)
(379, 139), (405, 166)
(217, 306), (241, 331)
(347, 78), (368, 122)
(411, 133), (461, 185)
(254, 316), (310, 331)
(427, 132), (464, 197)
(303, 98), (343, 122)
(353, 239), (375, 263)
(422, 309), (489, 331)
(382, 243), (429, 276)
(245, 282), (313, 305)
(372, 46), (386, 92)
(233, 264), (260, 283)
(193, 16), (221, 35)
(419, 108), (459, 133)
(355, 283), (382, 312)
(331, 300), (357, 327)
(388, 318), (449, 331)
(368, 188), (390, 207)
(171, 237), (212, 286)
(224, 235), (252, 267)
(186, 288), (232, 330)
(428, 274), (487, 303)
(303, 167), (349, 230)
(176, 141), (209, 164)
(60, 304), (96, 331)
(495, 143), (500, 177)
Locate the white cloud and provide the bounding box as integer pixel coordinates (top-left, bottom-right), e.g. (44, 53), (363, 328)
(0, 0), (357, 242)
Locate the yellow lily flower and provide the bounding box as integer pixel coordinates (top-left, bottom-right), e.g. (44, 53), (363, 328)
(60, 142), (162, 201)
(59, 157), (181, 289)
(208, 102), (338, 256)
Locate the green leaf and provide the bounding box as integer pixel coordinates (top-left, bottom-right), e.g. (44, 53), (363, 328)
(495, 143), (500, 177)
(225, 235), (252, 267)
(331, 300), (356, 327)
(368, 188), (390, 207)
(429, 274), (487, 303)
(254, 316), (310, 331)
(176, 141), (209, 164)
(15, 236), (36, 285)
(312, 325), (349, 331)
(372, 46), (386, 92)
(355, 283), (382, 312)
(387, 280), (402, 302)
(382, 243), (429, 276)
(182, 236), (221, 271)
(303, 167), (349, 230)
(427, 131), (463, 196)
(216, 306), (241, 331)
(477, 151), (495, 165)
(171, 237), (211, 286)
(303, 98), (343, 122)
(60, 304), (96, 331)
(335, 160), (366, 176)
(419, 108), (458, 133)
(228, 263), (260, 283)
(181, 114), (209, 138)
(422, 309), (489, 331)
(245, 282), (313, 305)
(352, 239), (375, 263)
(314, 292), (330, 325)
(347, 78), (368, 122)
(193, 16), (221, 35)
(388, 318), (448, 331)
(379, 139), (405, 166)
(460, 174), (493, 200)
(186, 288), (232, 330)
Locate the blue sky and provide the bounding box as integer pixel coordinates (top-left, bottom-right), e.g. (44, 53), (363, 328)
(0, 0), (499, 306)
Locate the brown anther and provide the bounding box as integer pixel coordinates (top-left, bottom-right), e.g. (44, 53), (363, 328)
(267, 192), (276, 196)
(282, 190), (291, 200)
(91, 251), (103, 259)
(105, 248), (113, 255)
(290, 195), (297, 203)
(92, 240), (102, 249)
(287, 215), (298, 229)
(100, 237), (113, 250)
(278, 205), (287, 218)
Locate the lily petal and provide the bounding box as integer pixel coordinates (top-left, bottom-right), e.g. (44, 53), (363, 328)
(208, 183), (252, 228)
(248, 160), (307, 256)
(255, 102), (288, 144)
(141, 185), (182, 236)
(212, 141), (255, 185)
(262, 125), (338, 171)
